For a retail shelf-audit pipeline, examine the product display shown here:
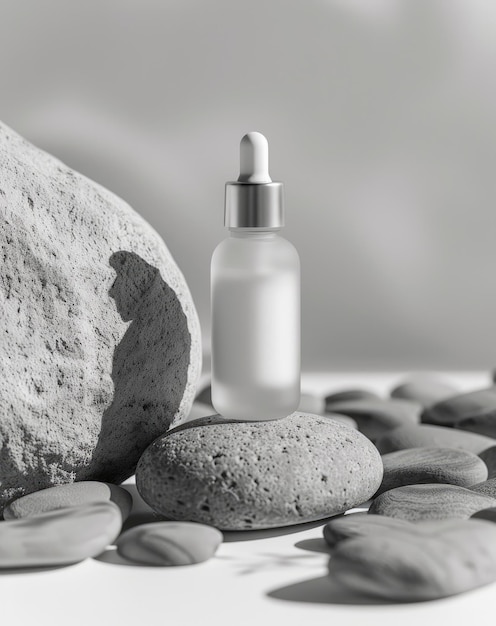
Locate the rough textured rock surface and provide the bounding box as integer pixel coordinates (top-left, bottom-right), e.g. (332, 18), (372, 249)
(376, 423), (496, 455)
(369, 484), (496, 521)
(377, 447), (488, 495)
(3, 481), (132, 521)
(470, 477), (496, 499)
(136, 413), (384, 530)
(0, 121), (201, 510)
(329, 518), (496, 601)
(0, 501), (122, 568)
(479, 446), (496, 478)
(116, 521), (222, 566)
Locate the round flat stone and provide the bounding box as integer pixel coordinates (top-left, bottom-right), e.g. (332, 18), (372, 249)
(136, 412), (383, 530)
(369, 484), (496, 521)
(329, 518), (496, 601)
(321, 399), (421, 441)
(390, 377), (457, 407)
(3, 481), (132, 521)
(479, 446), (496, 479)
(422, 388), (496, 427)
(0, 501), (122, 568)
(376, 423), (496, 455)
(472, 508), (496, 523)
(323, 512), (411, 547)
(324, 413), (358, 429)
(377, 447), (488, 495)
(116, 521), (222, 566)
(324, 389), (380, 411)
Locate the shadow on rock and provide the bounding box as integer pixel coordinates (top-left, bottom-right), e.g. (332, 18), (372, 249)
(85, 251), (191, 483)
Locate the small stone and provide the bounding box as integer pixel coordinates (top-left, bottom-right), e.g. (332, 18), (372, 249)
(390, 377), (457, 407)
(470, 477), (496, 499)
(3, 481), (132, 521)
(323, 512), (411, 547)
(328, 518), (496, 601)
(377, 447), (488, 495)
(472, 508), (496, 523)
(324, 413), (358, 429)
(116, 521), (222, 566)
(376, 423), (496, 455)
(0, 501), (122, 568)
(422, 388), (496, 427)
(369, 484), (496, 521)
(325, 389), (380, 411)
(321, 399), (421, 441)
(136, 413), (383, 530)
(479, 446), (496, 478)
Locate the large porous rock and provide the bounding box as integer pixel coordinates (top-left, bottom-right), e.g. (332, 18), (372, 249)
(0, 121), (201, 510)
(136, 412), (383, 530)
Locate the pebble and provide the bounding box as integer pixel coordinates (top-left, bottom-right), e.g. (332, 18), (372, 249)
(324, 413), (358, 429)
(479, 446), (496, 478)
(472, 508), (496, 523)
(323, 512), (411, 547)
(136, 412), (383, 530)
(324, 389), (380, 411)
(377, 447), (488, 495)
(470, 477), (496, 499)
(369, 484), (496, 521)
(116, 521), (222, 566)
(3, 481), (132, 521)
(0, 501), (122, 568)
(320, 398), (421, 441)
(390, 377), (457, 407)
(422, 388), (496, 427)
(376, 423), (496, 455)
(329, 518), (496, 601)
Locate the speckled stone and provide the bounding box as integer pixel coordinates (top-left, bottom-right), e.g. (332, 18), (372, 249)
(0, 501), (122, 568)
(323, 512), (411, 547)
(479, 446), (496, 479)
(377, 447), (488, 495)
(369, 484), (496, 521)
(470, 477), (496, 499)
(0, 121), (201, 511)
(376, 423), (496, 455)
(321, 399), (421, 441)
(136, 413), (384, 530)
(422, 388), (496, 427)
(324, 389), (380, 411)
(116, 521), (222, 566)
(390, 377), (457, 407)
(329, 518), (496, 601)
(3, 481), (132, 521)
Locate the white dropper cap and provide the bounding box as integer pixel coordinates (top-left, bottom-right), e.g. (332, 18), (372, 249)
(224, 131), (284, 229)
(238, 132), (272, 184)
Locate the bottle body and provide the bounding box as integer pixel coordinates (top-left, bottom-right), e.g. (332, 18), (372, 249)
(211, 230), (300, 421)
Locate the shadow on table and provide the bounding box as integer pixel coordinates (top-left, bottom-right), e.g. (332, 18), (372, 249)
(222, 517), (333, 543)
(0, 562), (79, 576)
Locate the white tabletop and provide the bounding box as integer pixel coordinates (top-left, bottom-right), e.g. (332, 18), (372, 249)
(3, 371), (494, 626)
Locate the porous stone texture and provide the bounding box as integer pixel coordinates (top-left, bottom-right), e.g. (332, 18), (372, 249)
(470, 477), (496, 499)
(136, 413), (384, 530)
(0, 501), (122, 568)
(369, 484), (496, 521)
(377, 447), (488, 495)
(376, 423), (496, 455)
(116, 521), (222, 566)
(3, 481), (132, 521)
(329, 518), (496, 601)
(0, 121), (201, 511)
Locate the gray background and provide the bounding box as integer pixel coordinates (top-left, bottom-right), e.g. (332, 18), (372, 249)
(1, 0), (495, 371)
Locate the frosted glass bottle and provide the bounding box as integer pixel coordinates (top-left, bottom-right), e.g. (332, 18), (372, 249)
(210, 132), (301, 421)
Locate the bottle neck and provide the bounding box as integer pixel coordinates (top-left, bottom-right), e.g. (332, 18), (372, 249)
(229, 228), (280, 239)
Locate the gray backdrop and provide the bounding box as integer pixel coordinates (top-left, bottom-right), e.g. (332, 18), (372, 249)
(1, 0), (495, 370)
